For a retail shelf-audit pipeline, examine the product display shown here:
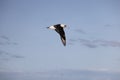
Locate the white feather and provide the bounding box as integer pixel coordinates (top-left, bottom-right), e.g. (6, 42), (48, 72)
(60, 24), (66, 28)
(49, 26), (56, 30)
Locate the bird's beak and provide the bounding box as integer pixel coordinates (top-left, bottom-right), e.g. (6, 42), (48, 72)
(46, 27), (49, 29)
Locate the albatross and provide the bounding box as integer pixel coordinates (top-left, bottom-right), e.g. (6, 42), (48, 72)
(47, 24), (67, 46)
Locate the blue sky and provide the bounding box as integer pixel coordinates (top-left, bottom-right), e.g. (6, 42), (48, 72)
(0, 0), (120, 72)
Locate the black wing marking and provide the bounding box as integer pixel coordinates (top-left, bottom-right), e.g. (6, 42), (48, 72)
(60, 36), (66, 46)
(55, 27), (66, 46)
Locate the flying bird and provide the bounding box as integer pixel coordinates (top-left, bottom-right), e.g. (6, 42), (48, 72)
(47, 24), (67, 46)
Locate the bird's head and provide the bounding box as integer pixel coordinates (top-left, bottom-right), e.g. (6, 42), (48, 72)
(60, 24), (67, 28)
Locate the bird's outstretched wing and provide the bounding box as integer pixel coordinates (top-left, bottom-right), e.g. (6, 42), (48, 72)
(55, 27), (66, 46)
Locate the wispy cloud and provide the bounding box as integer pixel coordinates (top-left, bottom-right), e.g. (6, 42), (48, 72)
(74, 28), (87, 34)
(78, 39), (98, 48)
(0, 35), (23, 61)
(104, 24), (112, 27)
(0, 50), (24, 61)
(0, 35), (18, 46)
(95, 40), (120, 47)
(0, 35), (10, 41)
(69, 38), (120, 48)
(82, 43), (98, 48)
(104, 24), (120, 28)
